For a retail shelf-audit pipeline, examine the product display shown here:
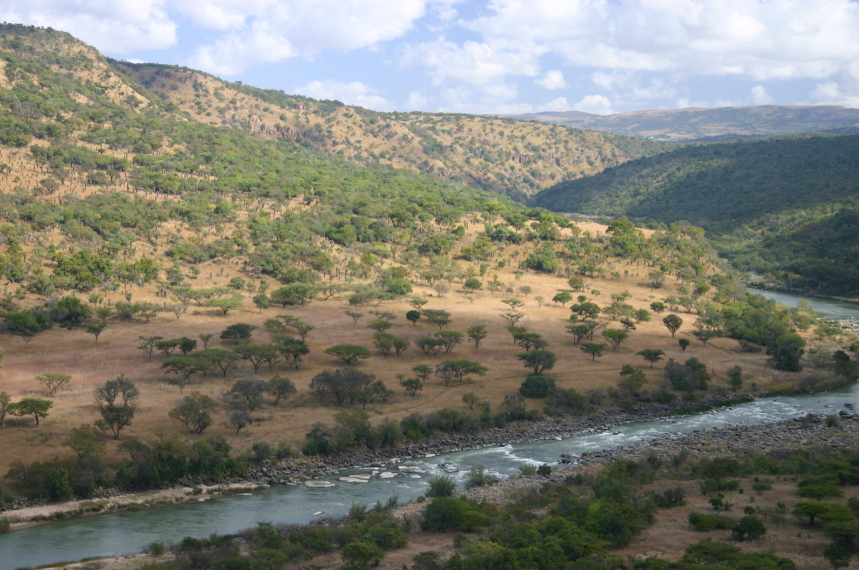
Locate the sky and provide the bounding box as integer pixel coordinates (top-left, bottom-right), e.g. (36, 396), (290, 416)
(2, 0), (858, 115)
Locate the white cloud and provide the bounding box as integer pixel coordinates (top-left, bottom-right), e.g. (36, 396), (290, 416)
(571, 94), (612, 115)
(751, 85), (774, 105)
(537, 97), (569, 112)
(406, 90), (430, 110)
(0, 0), (177, 53)
(187, 0), (426, 75)
(464, 0), (859, 81)
(535, 69), (566, 90)
(809, 81), (859, 108)
(294, 80), (395, 111)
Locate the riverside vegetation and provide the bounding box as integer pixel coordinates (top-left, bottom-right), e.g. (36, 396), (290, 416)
(0, 21), (858, 570)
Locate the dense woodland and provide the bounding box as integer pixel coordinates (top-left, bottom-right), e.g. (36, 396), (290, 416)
(530, 134), (859, 296)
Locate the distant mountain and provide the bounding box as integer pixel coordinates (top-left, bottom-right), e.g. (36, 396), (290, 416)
(529, 133), (859, 296)
(500, 105), (859, 141)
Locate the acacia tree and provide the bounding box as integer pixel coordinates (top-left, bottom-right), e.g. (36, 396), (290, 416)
(636, 349), (665, 368)
(466, 325), (488, 349)
(424, 309), (452, 329)
(602, 329), (629, 352)
(580, 342), (607, 360)
(324, 344), (372, 365)
(94, 375), (139, 439)
(11, 398), (52, 426)
(35, 373), (71, 397)
(435, 360), (488, 386)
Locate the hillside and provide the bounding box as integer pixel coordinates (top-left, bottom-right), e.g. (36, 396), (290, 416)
(107, 63), (673, 200)
(502, 105), (859, 141)
(529, 133), (859, 296)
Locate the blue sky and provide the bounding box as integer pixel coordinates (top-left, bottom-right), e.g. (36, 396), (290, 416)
(3, 1), (858, 114)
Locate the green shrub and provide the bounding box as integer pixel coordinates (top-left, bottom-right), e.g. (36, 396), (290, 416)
(0, 516), (11, 533)
(425, 474), (456, 498)
(689, 512), (734, 531)
(519, 374), (556, 398)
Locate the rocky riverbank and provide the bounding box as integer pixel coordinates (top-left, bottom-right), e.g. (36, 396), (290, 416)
(240, 395), (752, 485)
(391, 411), (859, 522)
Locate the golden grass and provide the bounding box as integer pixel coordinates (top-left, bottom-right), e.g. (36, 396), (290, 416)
(0, 256), (783, 482)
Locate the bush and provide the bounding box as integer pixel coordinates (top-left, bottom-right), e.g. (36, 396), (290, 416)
(146, 541), (166, 555)
(425, 474), (456, 498)
(0, 516), (10, 533)
(518, 464), (537, 476)
(689, 512), (734, 531)
(519, 374), (556, 398)
(537, 465), (552, 477)
(464, 466), (499, 489)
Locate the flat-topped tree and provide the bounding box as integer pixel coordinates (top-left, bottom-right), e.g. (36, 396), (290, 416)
(500, 312), (524, 326)
(412, 364), (433, 382)
(191, 348), (240, 377)
(324, 343), (372, 365)
(435, 360), (488, 386)
(553, 292), (572, 306)
(11, 398), (52, 426)
(35, 373), (71, 397)
(345, 311), (364, 324)
(221, 323), (257, 344)
(424, 309), (452, 329)
(501, 298), (524, 310)
(466, 325), (488, 349)
(602, 329), (629, 351)
(580, 342), (607, 360)
(234, 344), (280, 372)
(204, 297), (243, 315)
(408, 298), (429, 313)
(636, 349), (666, 368)
(161, 356), (210, 392)
(5, 311), (51, 346)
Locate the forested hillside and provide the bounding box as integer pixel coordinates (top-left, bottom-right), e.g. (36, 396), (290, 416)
(503, 105), (859, 141)
(530, 133), (859, 296)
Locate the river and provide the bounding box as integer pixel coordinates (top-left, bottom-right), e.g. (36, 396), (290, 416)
(747, 287), (859, 320)
(3, 385), (859, 570)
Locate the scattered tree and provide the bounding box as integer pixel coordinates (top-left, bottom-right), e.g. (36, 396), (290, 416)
(11, 398), (52, 426)
(580, 342), (607, 360)
(35, 373), (71, 397)
(636, 349), (665, 368)
(169, 392), (218, 434)
(466, 325), (488, 349)
(518, 349), (557, 374)
(602, 329), (629, 351)
(324, 343), (372, 365)
(93, 375), (139, 438)
(663, 314), (684, 337)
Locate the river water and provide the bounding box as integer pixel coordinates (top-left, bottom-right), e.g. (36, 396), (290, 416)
(3, 385), (859, 570)
(747, 287), (859, 320)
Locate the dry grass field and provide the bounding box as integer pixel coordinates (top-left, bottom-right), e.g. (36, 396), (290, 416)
(0, 229), (788, 484)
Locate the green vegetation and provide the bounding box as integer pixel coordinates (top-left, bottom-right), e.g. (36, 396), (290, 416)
(531, 133), (859, 296)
